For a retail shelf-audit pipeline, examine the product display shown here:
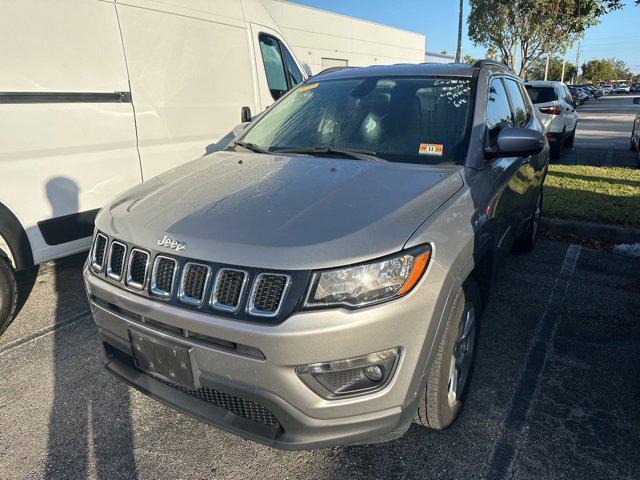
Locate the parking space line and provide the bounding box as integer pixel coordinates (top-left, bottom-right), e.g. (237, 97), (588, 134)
(485, 244), (582, 480)
(0, 310), (91, 356)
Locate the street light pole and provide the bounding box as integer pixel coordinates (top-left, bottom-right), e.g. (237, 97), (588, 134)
(455, 0), (463, 63)
(574, 42), (581, 83)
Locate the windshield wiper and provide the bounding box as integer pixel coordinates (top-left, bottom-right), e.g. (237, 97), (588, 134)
(231, 141), (270, 154)
(274, 146), (386, 162)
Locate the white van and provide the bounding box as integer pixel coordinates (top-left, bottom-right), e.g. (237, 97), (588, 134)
(0, 0), (306, 334)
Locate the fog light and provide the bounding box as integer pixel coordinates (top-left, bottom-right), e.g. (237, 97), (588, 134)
(296, 348), (400, 399)
(363, 365), (384, 382)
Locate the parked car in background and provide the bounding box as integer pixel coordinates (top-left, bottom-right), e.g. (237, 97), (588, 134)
(0, 0), (307, 336)
(568, 85), (589, 105)
(601, 84), (614, 95)
(615, 83), (631, 94)
(84, 61), (549, 449)
(580, 85), (602, 98)
(526, 81), (579, 159)
(631, 83), (640, 93)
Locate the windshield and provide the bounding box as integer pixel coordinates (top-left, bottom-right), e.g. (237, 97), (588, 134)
(240, 76), (474, 165)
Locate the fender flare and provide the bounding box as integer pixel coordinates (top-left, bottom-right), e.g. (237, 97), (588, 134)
(0, 202), (34, 270)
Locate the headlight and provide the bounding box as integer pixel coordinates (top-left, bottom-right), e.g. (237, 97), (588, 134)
(304, 245), (431, 308)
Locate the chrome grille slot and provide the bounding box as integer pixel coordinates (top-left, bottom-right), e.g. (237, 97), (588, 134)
(107, 241), (127, 280)
(248, 273), (290, 317)
(91, 233), (108, 271)
(126, 249), (149, 289)
(178, 262), (211, 305)
(211, 269), (247, 312)
(151, 256), (177, 297)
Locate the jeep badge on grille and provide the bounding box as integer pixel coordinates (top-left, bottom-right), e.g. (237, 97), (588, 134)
(157, 235), (186, 252)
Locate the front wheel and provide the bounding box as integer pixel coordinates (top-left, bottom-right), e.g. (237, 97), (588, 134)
(0, 254), (18, 336)
(414, 279), (481, 430)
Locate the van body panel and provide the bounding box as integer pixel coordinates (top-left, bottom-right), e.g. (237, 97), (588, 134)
(0, 0), (129, 92)
(116, 1), (257, 178)
(0, 0), (141, 265)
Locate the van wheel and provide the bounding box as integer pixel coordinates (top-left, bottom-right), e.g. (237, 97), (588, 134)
(414, 278), (481, 430)
(0, 254), (18, 336)
(513, 188), (543, 253)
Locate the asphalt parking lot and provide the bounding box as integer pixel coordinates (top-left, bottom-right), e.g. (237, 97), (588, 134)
(1, 239), (638, 480)
(562, 94), (638, 168)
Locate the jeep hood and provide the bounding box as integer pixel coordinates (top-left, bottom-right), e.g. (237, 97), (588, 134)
(98, 151), (463, 270)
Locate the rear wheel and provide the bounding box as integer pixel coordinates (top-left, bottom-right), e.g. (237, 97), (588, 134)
(414, 279), (481, 430)
(550, 129), (564, 159)
(0, 254), (18, 336)
(564, 125), (576, 149)
(513, 188), (543, 253)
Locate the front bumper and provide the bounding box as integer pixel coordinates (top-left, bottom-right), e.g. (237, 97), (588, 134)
(83, 259), (453, 449)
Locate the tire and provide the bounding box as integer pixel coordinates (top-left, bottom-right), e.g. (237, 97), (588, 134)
(0, 253), (18, 336)
(414, 278), (481, 430)
(513, 187), (543, 253)
(550, 129), (564, 159)
(563, 127), (576, 149)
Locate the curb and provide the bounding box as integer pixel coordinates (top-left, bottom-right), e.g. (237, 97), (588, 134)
(541, 217), (640, 244)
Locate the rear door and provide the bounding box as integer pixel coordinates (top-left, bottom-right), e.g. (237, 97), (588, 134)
(249, 24), (304, 111)
(559, 85), (578, 131)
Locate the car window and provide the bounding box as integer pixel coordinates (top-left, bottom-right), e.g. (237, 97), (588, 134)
(240, 76), (474, 165)
(486, 77), (513, 144)
(259, 34), (289, 100)
(504, 79), (529, 127)
(282, 45), (303, 87)
(525, 86), (557, 104)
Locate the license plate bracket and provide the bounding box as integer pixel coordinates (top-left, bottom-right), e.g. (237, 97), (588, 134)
(129, 330), (195, 390)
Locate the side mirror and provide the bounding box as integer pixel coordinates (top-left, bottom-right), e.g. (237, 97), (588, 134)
(232, 122), (250, 138)
(486, 127), (545, 159)
(633, 97), (640, 105)
(241, 106), (252, 123)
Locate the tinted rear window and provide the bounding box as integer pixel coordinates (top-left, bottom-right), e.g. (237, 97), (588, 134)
(525, 86), (557, 103)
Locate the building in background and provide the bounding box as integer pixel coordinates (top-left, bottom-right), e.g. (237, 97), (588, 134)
(424, 51), (455, 64)
(263, 0), (425, 74)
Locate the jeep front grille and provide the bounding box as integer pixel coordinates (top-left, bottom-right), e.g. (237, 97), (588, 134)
(91, 233), (108, 271)
(179, 262), (210, 305)
(211, 269), (247, 312)
(107, 241), (127, 280)
(126, 249), (149, 289)
(248, 273), (290, 317)
(151, 256), (177, 297)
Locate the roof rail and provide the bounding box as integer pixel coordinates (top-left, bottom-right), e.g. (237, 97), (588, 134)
(472, 59), (512, 72)
(310, 66), (353, 78)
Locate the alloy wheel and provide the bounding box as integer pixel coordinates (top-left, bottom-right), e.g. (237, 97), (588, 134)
(447, 304), (476, 406)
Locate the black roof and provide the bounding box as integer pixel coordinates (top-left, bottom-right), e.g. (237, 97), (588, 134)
(313, 61), (511, 81)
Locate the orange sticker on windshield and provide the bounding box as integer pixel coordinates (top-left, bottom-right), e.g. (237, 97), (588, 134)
(298, 83), (319, 93)
(419, 143), (443, 156)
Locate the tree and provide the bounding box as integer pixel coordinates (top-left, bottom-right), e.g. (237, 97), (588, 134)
(581, 58), (630, 82)
(468, 0), (623, 77)
(463, 54), (477, 64)
(527, 55), (576, 81)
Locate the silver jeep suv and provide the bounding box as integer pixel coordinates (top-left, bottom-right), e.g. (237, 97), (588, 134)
(84, 61), (548, 449)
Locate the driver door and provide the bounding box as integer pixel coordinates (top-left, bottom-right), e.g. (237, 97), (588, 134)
(249, 24), (304, 112)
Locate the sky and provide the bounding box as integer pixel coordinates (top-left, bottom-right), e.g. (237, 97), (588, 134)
(290, 0), (640, 74)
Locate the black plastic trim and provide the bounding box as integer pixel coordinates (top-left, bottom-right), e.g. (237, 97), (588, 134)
(38, 209), (99, 246)
(0, 91), (132, 104)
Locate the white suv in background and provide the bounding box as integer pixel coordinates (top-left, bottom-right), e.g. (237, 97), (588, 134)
(615, 83), (631, 94)
(525, 81), (579, 159)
